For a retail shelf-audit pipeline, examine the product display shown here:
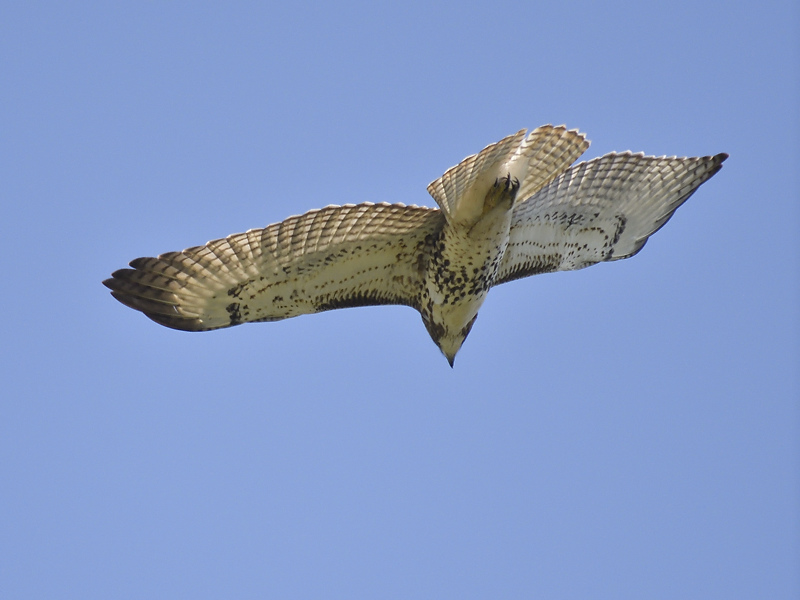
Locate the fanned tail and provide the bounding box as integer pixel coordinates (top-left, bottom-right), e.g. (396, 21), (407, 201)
(426, 125), (589, 226)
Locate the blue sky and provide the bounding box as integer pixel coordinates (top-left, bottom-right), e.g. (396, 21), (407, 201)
(1, 2), (797, 598)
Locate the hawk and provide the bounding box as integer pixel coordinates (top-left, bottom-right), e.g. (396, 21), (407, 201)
(104, 125), (726, 366)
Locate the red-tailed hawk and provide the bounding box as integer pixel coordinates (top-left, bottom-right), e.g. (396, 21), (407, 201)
(104, 125), (726, 365)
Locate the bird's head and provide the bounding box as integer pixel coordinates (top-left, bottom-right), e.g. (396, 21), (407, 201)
(423, 313), (478, 368)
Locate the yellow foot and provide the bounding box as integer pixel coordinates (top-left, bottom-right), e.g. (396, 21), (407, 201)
(483, 173), (520, 212)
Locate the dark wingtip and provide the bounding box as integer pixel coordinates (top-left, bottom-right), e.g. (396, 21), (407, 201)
(103, 269), (137, 290)
(704, 153), (728, 178)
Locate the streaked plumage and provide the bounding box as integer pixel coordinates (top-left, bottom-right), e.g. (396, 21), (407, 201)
(104, 125), (726, 365)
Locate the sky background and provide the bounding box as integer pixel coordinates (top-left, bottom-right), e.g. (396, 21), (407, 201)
(1, 2), (798, 598)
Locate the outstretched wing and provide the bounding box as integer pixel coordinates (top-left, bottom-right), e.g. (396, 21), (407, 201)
(495, 151), (728, 284)
(426, 125), (589, 226)
(104, 203), (444, 331)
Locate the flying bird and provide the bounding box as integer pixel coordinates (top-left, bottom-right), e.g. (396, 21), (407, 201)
(104, 125), (726, 365)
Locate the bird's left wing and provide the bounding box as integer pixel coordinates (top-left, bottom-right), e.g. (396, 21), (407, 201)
(495, 151), (727, 285)
(104, 202), (444, 331)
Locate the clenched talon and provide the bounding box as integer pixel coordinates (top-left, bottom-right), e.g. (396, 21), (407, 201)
(497, 173), (520, 193)
(484, 173), (521, 212)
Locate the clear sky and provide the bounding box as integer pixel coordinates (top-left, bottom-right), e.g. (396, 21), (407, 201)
(2, 2), (798, 598)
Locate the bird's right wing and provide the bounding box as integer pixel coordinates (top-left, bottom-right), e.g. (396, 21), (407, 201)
(495, 151), (727, 285)
(104, 203), (444, 331)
